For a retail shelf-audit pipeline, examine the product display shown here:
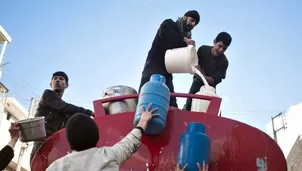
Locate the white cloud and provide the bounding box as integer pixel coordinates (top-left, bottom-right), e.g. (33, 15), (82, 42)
(265, 102), (302, 157)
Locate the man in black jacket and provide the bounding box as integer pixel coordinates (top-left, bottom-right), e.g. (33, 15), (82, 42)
(138, 10), (200, 108)
(183, 32), (232, 111)
(30, 71), (94, 163)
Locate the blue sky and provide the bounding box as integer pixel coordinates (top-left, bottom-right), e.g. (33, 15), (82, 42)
(1, 0), (301, 131)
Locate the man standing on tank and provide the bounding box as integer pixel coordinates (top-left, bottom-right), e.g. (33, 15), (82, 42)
(30, 71), (94, 163)
(183, 32), (232, 111)
(138, 10), (200, 108)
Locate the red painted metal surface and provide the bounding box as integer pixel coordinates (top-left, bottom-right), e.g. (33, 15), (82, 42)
(31, 93), (287, 171)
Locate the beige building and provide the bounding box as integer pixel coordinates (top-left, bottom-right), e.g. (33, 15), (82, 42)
(287, 135), (302, 171)
(0, 94), (33, 171)
(0, 25), (33, 171)
(28, 96), (41, 118)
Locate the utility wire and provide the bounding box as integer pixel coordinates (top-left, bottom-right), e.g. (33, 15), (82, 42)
(3, 70), (39, 96)
(2, 74), (35, 99)
(4, 68), (37, 90)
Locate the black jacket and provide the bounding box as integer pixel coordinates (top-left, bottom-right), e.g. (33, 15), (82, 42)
(0, 145), (14, 170)
(194, 45), (229, 87)
(143, 19), (187, 78)
(35, 89), (93, 137)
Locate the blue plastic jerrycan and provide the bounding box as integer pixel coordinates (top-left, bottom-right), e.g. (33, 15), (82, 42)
(133, 74), (170, 135)
(177, 122), (210, 171)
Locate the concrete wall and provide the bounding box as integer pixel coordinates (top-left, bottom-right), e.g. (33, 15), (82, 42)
(287, 135), (302, 171)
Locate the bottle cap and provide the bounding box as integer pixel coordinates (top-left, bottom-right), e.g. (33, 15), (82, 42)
(150, 74), (166, 84)
(187, 122), (206, 133)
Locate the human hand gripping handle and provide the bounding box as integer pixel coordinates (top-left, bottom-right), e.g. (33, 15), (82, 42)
(184, 37), (195, 46)
(9, 123), (20, 140)
(136, 103), (159, 131)
(8, 122), (20, 148)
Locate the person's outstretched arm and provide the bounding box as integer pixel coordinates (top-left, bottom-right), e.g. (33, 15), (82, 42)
(0, 123), (20, 170)
(109, 103), (159, 166)
(41, 89), (94, 117)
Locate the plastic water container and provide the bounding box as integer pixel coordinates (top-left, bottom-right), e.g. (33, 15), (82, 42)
(191, 85), (218, 113)
(165, 45), (198, 74)
(133, 74), (170, 135)
(177, 122), (210, 171)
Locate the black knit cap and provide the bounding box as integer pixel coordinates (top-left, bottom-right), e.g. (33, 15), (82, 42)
(52, 71), (69, 84)
(184, 10), (200, 25)
(66, 113), (99, 151)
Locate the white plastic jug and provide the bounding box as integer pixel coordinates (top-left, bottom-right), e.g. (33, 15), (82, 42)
(191, 85), (218, 113)
(165, 45), (198, 74)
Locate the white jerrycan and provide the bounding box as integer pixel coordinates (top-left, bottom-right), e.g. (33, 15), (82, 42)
(191, 85), (218, 113)
(165, 45), (198, 74)
(190, 66), (219, 113)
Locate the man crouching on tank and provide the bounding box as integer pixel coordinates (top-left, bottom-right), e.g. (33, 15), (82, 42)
(183, 32), (232, 111)
(30, 71), (94, 164)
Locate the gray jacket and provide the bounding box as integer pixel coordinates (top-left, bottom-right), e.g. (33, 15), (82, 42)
(46, 128), (142, 171)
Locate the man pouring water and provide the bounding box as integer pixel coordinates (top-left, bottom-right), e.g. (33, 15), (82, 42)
(138, 10), (200, 108)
